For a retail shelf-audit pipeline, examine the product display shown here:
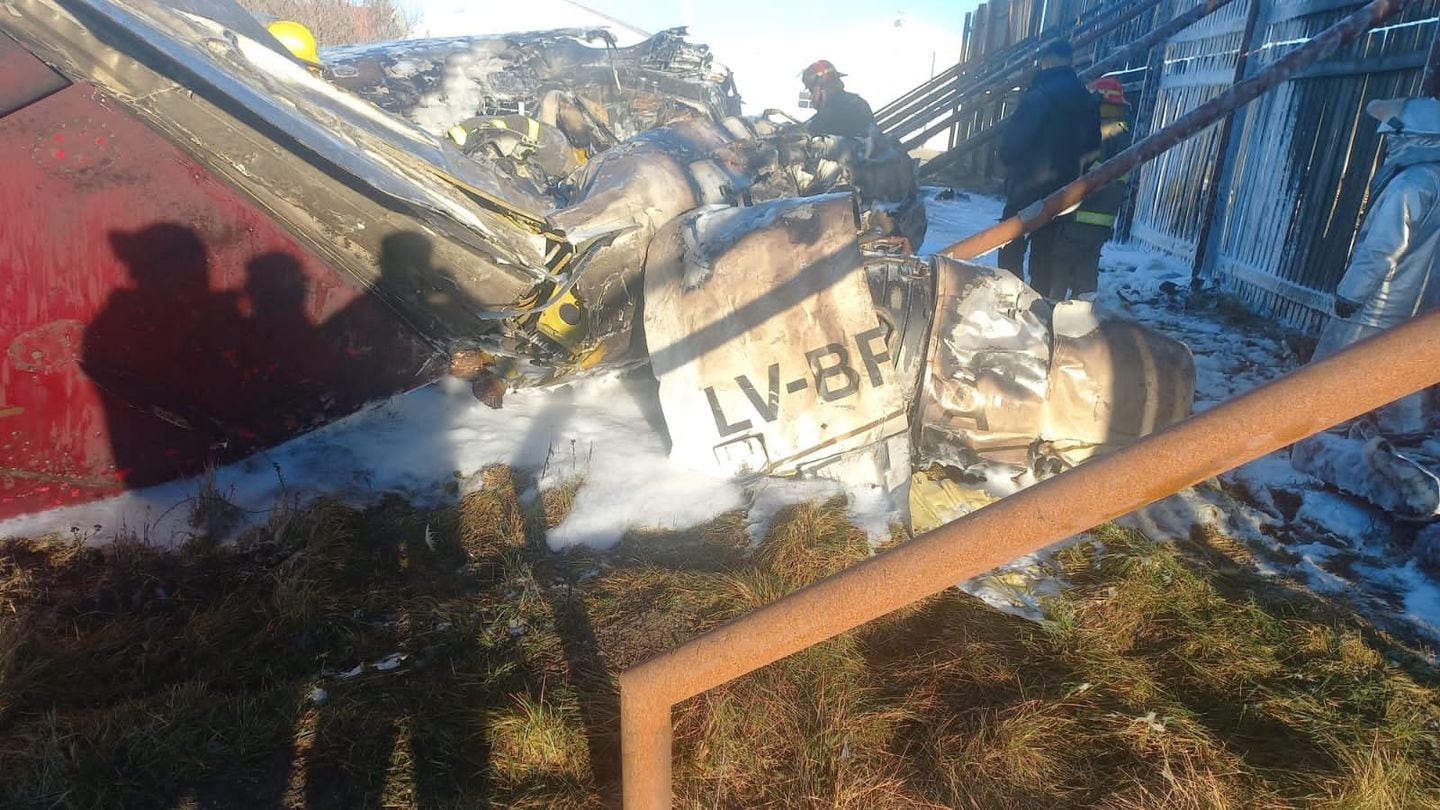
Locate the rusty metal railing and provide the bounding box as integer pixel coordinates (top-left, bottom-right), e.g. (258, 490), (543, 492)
(618, 1), (1423, 805)
(619, 309), (1440, 806)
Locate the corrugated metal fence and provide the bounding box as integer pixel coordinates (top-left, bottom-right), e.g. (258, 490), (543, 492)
(945, 0), (1439, 334)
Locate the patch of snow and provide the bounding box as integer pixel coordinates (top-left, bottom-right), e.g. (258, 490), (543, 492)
(1399, 565), (1440, 638)
(1296, 558), (1351, 595)
(917, 188), (1003, 261)
(745, 478), (844, 545)
(1224, 453), (1316, 501)
(1, 372), (743, 552)
(1294, 490), (1386, 549)
(372, 652), (407, 672)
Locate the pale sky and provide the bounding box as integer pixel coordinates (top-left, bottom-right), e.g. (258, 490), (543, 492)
(573, 0), (978, 41)
(400, 0), (981, 45)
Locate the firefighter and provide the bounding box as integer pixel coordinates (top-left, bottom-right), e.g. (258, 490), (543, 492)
(1291, 96), (1440, 519)
(1315, 96), (1440, 425)
(1041, 76), (1133, 301)
(997, 39), (1101, 293)
(267, 20), (323, 75)
(800, 60), (877, 139)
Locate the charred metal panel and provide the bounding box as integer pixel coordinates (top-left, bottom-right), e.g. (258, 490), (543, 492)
(324, 29), (740, 140)
(917, 258), (1193, 471)
(644, 195), (909, 478)
(547, 118), (749, 366)
(0, 81), (435, 520)
(919, 259), (1052, 467)
(1044, 300), (1195, 459)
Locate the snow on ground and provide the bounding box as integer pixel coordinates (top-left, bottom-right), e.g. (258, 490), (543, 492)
(0, 374), (742, 550)
(0, 370), (900, 552)
(917, 188), (1003, 262)
(3, 187), (1437, 645)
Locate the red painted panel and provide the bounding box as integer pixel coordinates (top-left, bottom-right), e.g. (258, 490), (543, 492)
(0, 80), (437, 521)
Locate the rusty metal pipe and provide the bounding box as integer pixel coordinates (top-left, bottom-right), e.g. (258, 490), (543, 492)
(916, 0), (1239, 169)
(620, 678), (672, 807)
(619, 303), (1440, 808)
(938, 0), (1413, 260)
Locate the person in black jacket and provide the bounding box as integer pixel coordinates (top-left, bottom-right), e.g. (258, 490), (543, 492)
(997, 40), (1101, 293)
(801, 60), (877, 139)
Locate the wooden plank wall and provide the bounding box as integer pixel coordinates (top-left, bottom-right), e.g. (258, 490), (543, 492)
(1204, 0), (1438, 333)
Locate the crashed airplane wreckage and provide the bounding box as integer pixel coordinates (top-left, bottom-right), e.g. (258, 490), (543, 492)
(0, 0), (1193, 525)
(322, 26), (742, 146)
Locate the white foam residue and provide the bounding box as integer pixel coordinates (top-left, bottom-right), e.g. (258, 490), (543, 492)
(743, 477), (899, 547)
(1051, 300), (1102, 338)
(979, 465), (1038, 499)
(1, 373), (743, 552)
(745, 478), (844, 544)
(959, 534), (1088, 621)
(846, 484), (902, 543)
(918, 188), (1004, 259)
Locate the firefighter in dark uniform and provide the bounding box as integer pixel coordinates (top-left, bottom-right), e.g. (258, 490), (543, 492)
(1045, 76), (1133, 301)
(801, 60), (877, 139)
(997, 39), (1101, 294)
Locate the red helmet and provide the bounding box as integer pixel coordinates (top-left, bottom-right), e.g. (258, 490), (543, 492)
(1090, 76), (1129, 106)
(802, 59), (845, 89)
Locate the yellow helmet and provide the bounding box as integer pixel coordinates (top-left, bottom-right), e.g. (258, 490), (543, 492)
(267, 20), (321, 68)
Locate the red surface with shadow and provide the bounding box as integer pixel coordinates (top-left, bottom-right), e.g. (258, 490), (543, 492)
(0, 36), (437, 521)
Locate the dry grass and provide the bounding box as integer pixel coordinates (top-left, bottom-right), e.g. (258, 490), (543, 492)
(1, 477), (1438, 808)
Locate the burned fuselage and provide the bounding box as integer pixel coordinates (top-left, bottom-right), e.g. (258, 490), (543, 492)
(323, 28), (741, 147)
(0, 0), (1192, 523)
